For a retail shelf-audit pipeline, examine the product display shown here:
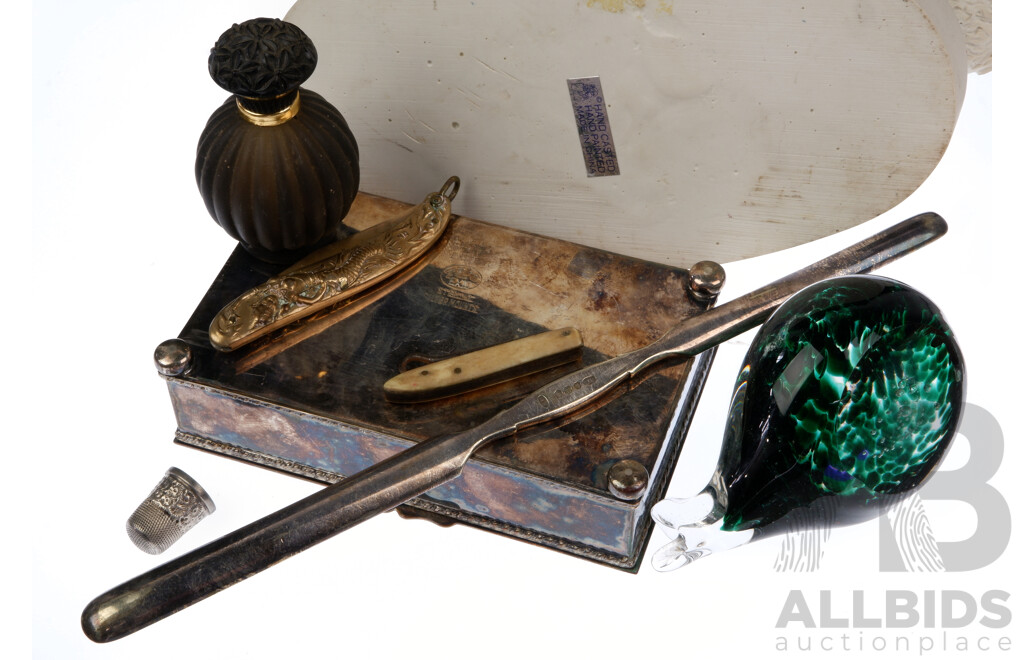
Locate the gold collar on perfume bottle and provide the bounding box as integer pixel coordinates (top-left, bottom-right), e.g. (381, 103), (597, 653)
(236, 92), (301, 127)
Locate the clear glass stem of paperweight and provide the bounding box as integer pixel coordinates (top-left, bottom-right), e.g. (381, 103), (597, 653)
(650, 481), (754, 571)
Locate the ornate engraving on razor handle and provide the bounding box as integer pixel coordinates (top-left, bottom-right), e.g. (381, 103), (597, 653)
(209, 177), (461, 351)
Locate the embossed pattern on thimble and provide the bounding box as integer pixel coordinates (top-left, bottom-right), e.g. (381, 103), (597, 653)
(126, 467), (215, 554)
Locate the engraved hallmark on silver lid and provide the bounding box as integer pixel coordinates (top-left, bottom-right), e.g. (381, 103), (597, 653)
(567, 77), (620, 177)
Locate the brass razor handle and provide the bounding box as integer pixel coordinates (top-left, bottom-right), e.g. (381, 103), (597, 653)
(209, 176), (461, 351)
(82, 212), (945, 643)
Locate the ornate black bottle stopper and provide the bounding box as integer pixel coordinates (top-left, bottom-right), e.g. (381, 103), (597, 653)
(196, 18), (360, 263)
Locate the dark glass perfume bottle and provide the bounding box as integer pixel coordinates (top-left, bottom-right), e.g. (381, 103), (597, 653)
(196, 18), (360, 263)
(651, 275), (966, 569)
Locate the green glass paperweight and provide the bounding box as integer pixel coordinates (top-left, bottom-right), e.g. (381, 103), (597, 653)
(651, 275), (965, 570)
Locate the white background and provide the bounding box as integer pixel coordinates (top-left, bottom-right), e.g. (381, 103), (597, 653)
(23, 1), (1019, 658)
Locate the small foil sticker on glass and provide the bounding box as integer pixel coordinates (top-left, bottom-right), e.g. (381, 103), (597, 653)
(567, 77), (620, 177)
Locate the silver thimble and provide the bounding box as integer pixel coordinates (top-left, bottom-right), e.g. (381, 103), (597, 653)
(126, 467), (216, 554)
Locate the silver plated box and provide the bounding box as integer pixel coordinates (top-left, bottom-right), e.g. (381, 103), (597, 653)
(163, 192), (719, 571)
